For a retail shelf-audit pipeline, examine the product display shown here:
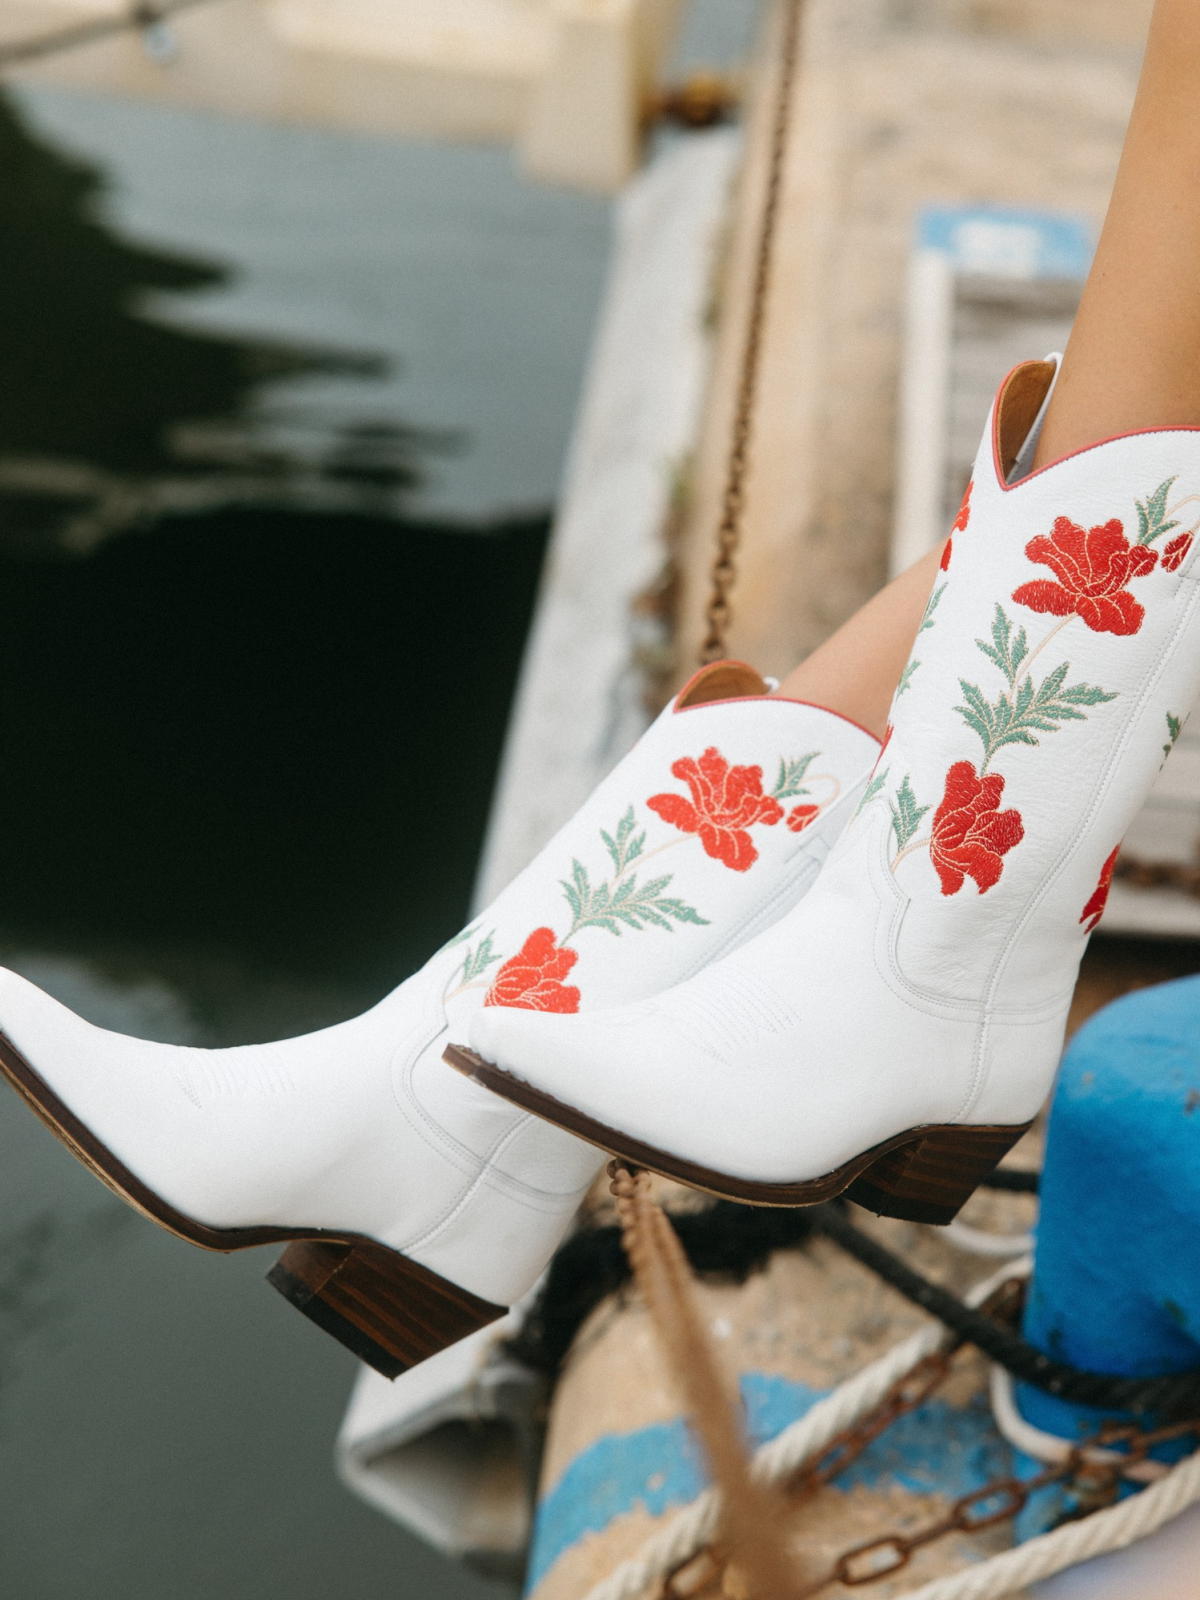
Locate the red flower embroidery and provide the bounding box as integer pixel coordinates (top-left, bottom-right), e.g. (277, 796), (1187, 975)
(1080, 846), (1119, 933)
(648, 747), (783, 872)
(942, 481), (972, 570)
(787, 803), (820, 833)
(1162, 532), (1194, 573)
(930, 761), (1025, 896)
(952, 481), (973, 533)
(1012, 517), (1156, 636)
(484, 928), (580, 1014)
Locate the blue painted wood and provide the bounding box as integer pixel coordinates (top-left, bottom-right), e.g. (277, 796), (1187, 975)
(1016, 974), (1200, 1537)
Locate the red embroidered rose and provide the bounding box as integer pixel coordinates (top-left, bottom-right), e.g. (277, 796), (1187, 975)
(942, 482), (972, 570)
(930, 761), (1025, 896)
(648, 747), (783, 871)
(787, 803), (820, 833)
(952, 481), (973, 533)
(1012, 516), (1156, 636)
(1162, 532), (1194, 573)
(1079, 846), (1119, 933)
(484, 928), (580, 1013)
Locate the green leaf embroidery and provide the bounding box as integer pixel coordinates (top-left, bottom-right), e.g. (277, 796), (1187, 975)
(459, 932), (501, 984)
(895, 660), (919, 697)
(918, 583), (947, 634)
(854, 766), (889, 819)
(600, 807), (646, 877)
(1165, 711), (1184, 759)
(956, 661), (1117, 768)
(888, 774), (930, 852)
(562, 860), (709, 938)
(1136, 477), (1180, 547)
(975, 604), (1028, 688)
(771, 752), (819, 801)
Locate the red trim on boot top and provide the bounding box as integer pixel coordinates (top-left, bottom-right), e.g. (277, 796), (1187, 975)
(990, 362), (1200, 495)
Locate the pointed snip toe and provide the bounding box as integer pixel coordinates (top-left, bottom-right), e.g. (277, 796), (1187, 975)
(0, 1027), (505, 1379)
(0, 659), (880, 1374)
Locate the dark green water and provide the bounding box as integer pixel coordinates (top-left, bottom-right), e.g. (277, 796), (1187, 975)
(0, 2), (762, 1588)
(0, 86), (598, 1600)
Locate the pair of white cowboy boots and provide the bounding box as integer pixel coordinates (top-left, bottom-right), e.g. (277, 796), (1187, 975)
(4, 359), (1200, 1380)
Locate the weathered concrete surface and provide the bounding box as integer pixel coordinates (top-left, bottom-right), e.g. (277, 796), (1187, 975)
(2, 0), (683, 188)
(674, 0), (1152, 681)
(474, 129), (736, 906)
(527, 1168), (1041, 1600)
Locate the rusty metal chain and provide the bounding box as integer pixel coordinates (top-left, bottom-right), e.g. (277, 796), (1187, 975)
(699, 0), (804, 664)
(658, 1276), (1200, 1599)
(1114, 851), (1200, 899)
(796, 1413), (1200, 1595)
(660, 1346), (960, 1598)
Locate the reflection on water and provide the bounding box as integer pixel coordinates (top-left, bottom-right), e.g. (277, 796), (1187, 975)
(0, 93), (440, 554)
(0, 83), (610, 1600)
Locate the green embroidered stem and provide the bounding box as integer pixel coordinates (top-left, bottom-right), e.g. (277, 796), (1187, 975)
(888, 774), (930, 853)
(1007, 611), (1070, 684)
(891, 834), (931, 872)
(442, 929), (502, 1001)
(562, 860), (709, 939)
(959, 608), (1115, 773)
(895, 659), (919, 697)
(853, 766), (889, 820)
(770, 752), (819, 801)
(918, 583), (947, 634)
(1136, 477), (1180, 546)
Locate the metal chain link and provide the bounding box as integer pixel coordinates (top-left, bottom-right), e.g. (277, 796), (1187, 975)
(657, 1277), (1200, 1599)
(699, 0), (804, 664)
(798, 1412), (1199, 1596)
(1113, 851), (1200, 899)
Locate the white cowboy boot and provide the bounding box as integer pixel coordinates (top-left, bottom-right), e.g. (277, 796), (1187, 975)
(0, 659), (879, 1376)
(461, 359), (1200, 1222)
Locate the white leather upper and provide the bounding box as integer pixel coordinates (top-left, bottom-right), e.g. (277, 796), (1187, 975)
(470, 374), (1200, 1188)
(0, 678), (878, 1304)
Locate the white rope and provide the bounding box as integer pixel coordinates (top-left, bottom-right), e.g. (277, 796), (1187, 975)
(573, 1258), (1195, 1600)
(940, 1220), (1035, 1259)
(578, 1323), (946, 1600)
(988, 1364), (1165, 1485)
(896, 1446), (1200, 1600)
(578, 1261), (1026, 1600)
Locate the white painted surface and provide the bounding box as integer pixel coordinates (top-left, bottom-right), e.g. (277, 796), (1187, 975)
(473, 127), (738, 907)
(890, 247), (953, 578)
(336, 1313), (540, 1570)
(3, 0), (686, 189)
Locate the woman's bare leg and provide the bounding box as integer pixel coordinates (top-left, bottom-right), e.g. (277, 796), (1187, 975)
(771, 544), (944, 739)
(1035, 0), (1200, 467)
(770, 0), (1197, 733)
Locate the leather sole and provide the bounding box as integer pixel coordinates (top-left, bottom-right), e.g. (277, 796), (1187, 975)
(0, 1031), (505, 1378)
(444, 1043), (1031, 1225)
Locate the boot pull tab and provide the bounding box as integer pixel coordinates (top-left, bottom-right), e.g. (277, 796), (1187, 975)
(676, 658), (768, 708)
(996, 358), (1059, 481)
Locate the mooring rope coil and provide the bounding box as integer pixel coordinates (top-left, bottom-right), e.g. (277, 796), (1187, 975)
(578, 1265), (1014, 1600)
(893, 1448), (1200, 1600)
(577, 1254), (1200, 1600)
